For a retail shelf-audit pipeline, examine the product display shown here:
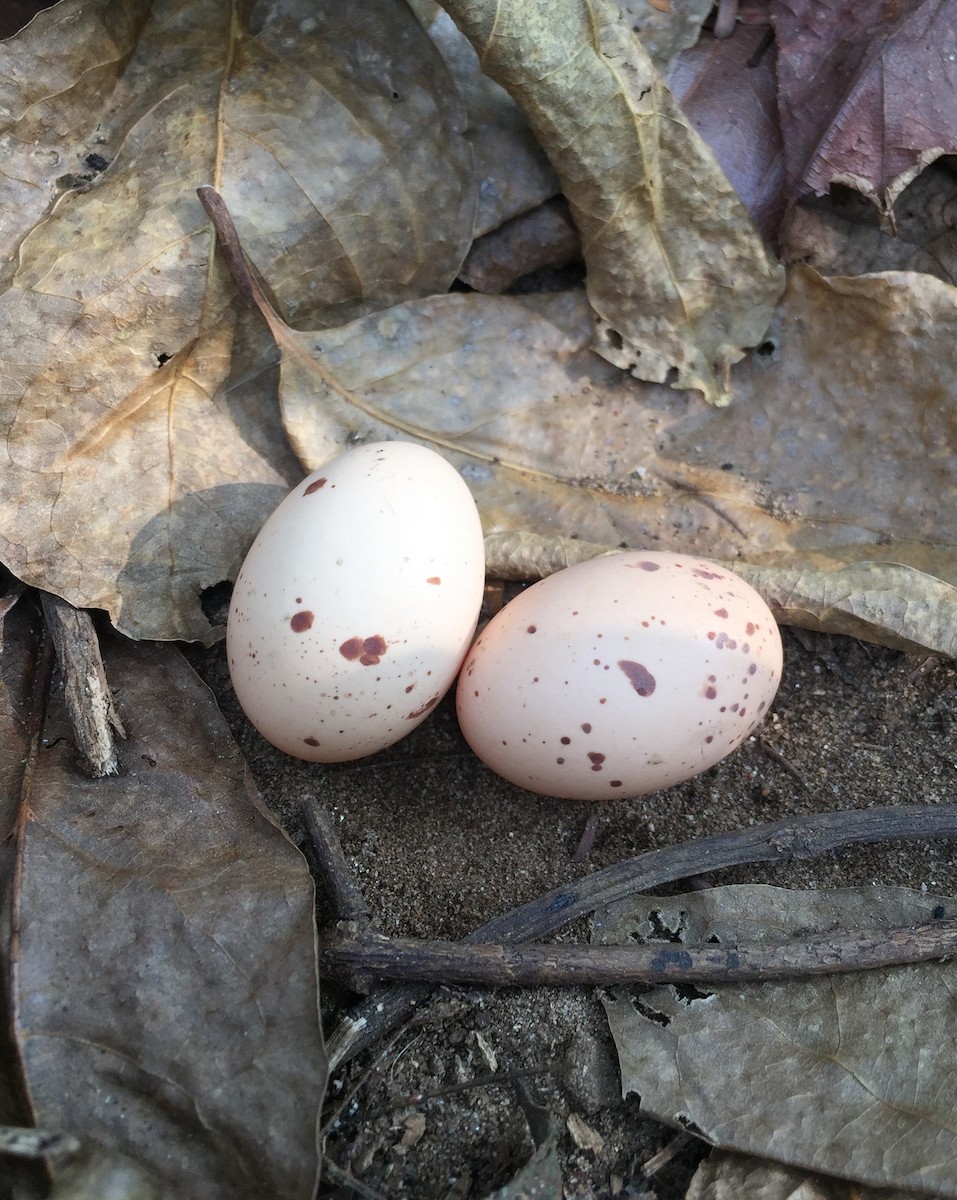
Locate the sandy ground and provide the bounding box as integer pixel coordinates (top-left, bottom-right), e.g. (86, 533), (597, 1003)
(186, 611), (957, 1200)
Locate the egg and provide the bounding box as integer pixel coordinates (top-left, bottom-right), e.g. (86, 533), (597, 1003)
(456, 550), (782, 800)
(227, 441), (485, 761)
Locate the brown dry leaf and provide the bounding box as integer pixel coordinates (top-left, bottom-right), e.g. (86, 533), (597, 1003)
(438, 0), (785, 404)
(458, 198), (581, 293)
(422, 9), (558, 238)
(688, 1150), (928, 1200)
(785, 159), (957, 283)
(597, 884), (957, 1195)
(0, 0), (475, 643)
(772, 0), (957, 215)
(0, 596), (325, 1197)
(618, 0), (713, 73)
(668, 24), (787, 246)
(214, 207), (957, 601)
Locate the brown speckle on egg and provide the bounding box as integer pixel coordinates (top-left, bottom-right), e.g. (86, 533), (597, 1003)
(303, 477), (327, 494)
(290, 610), (314, 633)
(618, 660), (656, 696)
(340, 634), (388, 665)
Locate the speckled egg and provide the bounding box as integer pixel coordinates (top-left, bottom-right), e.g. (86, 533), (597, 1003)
(455, 550), (782, 799)
(228, 441), (485, 761)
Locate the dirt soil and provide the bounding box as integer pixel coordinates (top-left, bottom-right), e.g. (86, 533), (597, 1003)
(188, 618), (957, 1200)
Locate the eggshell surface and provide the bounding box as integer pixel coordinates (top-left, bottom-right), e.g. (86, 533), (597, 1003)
(228, 441), (485, 761)
(456, 551), (782, 800)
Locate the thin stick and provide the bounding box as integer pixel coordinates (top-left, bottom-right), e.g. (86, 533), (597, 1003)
(323, 917), (957, 988)
(325, 804), (957, 1068)
(39, 593), (125, 777)
(299, 799), (371, 925)
(321, 1157), (389, 1200)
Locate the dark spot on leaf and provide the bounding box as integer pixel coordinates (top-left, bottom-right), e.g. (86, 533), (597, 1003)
(304, 477), (327, 494)
(618, 660), (656, 696)
(290, 611), (314, 633)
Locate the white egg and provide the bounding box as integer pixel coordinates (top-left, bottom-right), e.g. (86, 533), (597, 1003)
(456, 550), (782, 800)
(228, 441), (485, 761)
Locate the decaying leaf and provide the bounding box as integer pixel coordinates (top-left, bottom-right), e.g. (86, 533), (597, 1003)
(210, 205), (957, 640)
(458, 198), (581, 293)
(785, 159), (957, 282)
(668, 23), (786, 246)
(598, 884), (957, 1196)
(483, 1134), (563, 1200)
(422, 9), (558, 238)
(618, 0), (713, 74)
(772, 0), (957, 215)
(687, 1149), (929, 1200)
(438, 0), (784, 403)
(0, 0), (475, 643)
(0, 597), (325, 1197)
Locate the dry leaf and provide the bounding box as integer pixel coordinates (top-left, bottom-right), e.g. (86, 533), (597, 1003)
(423, 9), (558, 237)
(598, 884), (957, 1196)
(220, 215), (957, 612)
(668, 24), (786, 246)
(0, 0), (475, 643)
(785, 159), (957, 282)
(458, 198), (581, 293)
(688, 1149), (929, 1200)
(438, 0), (785, 403)
(0, 598), (325, 1197)
(772, 0), (957, 214)
(618, 0), (714, 73)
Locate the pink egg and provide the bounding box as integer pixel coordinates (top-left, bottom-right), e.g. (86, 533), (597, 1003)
(456, 551), (782, 800)
(228, 441), (485, 762)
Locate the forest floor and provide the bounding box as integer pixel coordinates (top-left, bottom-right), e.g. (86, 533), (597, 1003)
(188, 618), (957, 1200)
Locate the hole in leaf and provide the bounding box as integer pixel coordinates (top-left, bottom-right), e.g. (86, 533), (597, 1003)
(632, 996), (670, 1028)
(200, 580), (233, 627)
(672, 983), (712, 1005)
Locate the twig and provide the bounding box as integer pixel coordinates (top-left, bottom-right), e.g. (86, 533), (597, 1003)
(39, 593), (125, 776)
(321, 1156), (389, 1200)
(324, 804), (957, 1068)
(300, 798), (371, 925)
(322, 917), (957, 988)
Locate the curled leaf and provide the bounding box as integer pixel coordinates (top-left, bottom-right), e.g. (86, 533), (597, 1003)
(438, 0), (784, 403)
